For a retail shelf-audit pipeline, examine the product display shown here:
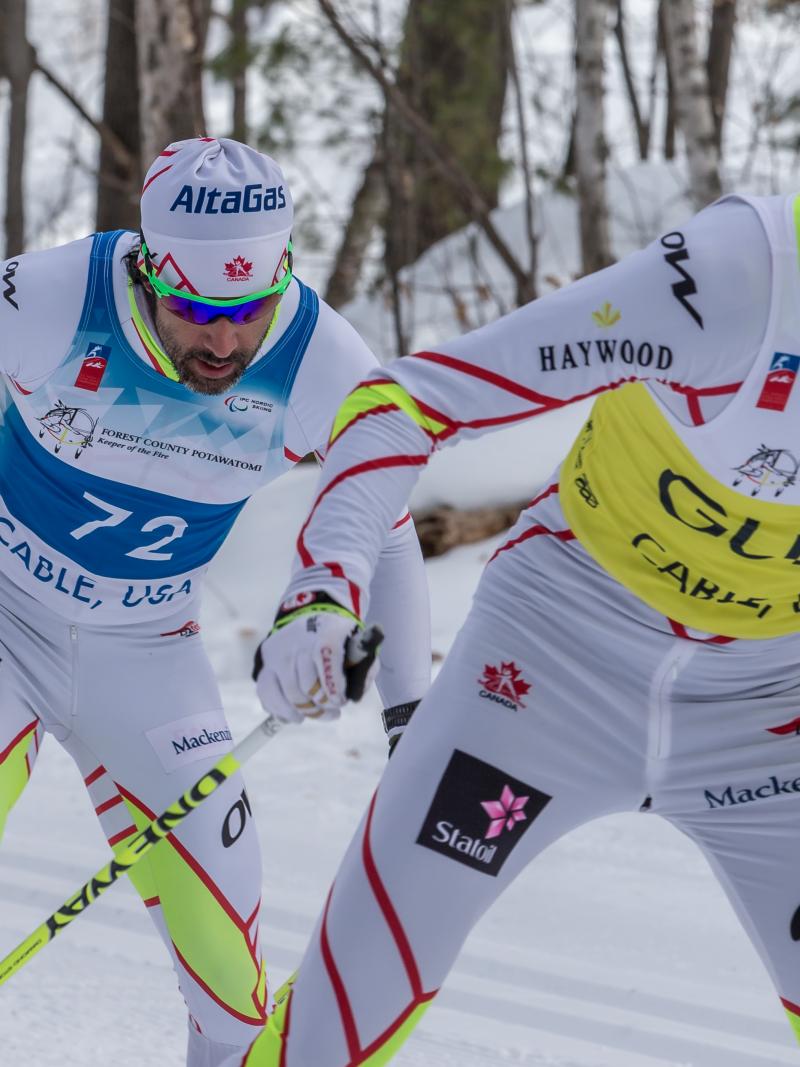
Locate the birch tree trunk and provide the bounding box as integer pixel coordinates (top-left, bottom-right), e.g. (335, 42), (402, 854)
(136, 0), (210, 164)
(662, 0), (722, 209)
(2, 0), (34, 256)
(574, 0), (613, 275)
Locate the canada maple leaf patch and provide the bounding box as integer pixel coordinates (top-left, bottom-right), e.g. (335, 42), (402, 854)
(479, 661), (531, 707)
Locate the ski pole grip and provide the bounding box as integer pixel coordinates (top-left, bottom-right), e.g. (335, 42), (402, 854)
(344, 624), (384, 701)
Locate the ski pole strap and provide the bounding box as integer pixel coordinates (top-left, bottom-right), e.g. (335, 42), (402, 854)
(382, 699), (420, 755)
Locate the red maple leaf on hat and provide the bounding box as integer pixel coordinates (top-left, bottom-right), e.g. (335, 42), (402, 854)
(224, 255), (254, 281)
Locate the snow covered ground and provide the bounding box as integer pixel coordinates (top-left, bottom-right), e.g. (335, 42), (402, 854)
(1, 417), (799, 1066)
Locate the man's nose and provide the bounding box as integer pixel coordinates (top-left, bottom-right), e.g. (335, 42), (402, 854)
(202, 317), (239, 360)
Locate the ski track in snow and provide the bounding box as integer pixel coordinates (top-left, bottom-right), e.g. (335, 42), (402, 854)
(1, 833), (796, 1067)
(1, 670), (797, 1060)
(0, 825), (796, 1066)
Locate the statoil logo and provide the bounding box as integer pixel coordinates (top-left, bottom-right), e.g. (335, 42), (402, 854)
(417, 750), (550, 876)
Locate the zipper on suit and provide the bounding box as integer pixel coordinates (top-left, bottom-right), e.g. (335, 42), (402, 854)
(646, 639), (696, 761)
(69, 624), (79, 723)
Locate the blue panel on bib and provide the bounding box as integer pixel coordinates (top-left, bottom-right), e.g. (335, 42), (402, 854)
(0, 405), (245, 579)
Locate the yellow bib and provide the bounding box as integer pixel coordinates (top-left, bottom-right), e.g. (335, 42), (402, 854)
(560, 384), (800, 638)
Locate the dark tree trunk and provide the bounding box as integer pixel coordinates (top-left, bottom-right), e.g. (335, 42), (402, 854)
(230, 0), (249, 142)
(2, 0), (34, 256)
(659, 0), (677, 160)
(324, 146), (387, 310)
(706, 0), (737, 152)
(136, 0), (211, 164)
(96, 0), (141, 233)
(614, 0), (649, 160)
(384, 0), (512, 272)
(318, 0), (533, 308)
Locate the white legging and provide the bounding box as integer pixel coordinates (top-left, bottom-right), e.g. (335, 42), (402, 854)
(244, 485), (800, 1065)
(0, 570), (266, 1067)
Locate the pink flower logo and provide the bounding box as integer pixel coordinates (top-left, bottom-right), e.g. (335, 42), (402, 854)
(481, 786), (529, 839)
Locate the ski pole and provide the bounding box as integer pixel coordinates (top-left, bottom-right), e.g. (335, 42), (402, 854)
(0, 715), (281, 987)
(0, 624), (383, 988)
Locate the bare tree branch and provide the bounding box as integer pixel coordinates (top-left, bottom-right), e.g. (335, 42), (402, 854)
(316, 0), (535, 306)
(614, 0), (649, 159)
(33, 58), (136, 173)
(505, 0), (538, 296)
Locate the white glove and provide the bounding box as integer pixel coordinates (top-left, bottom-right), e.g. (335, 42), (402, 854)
(253, 612), (378, 724)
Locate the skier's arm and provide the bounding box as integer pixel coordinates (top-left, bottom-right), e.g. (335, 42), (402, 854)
(279, 199), (771, 620)
(277, 300), (431, 715)
(364, 514), (430, 710)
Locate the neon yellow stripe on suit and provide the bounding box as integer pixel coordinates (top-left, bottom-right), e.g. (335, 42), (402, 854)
(330, 382), (448, 446)
(115, 792), (267, 1024)
(243, 988), (433, 1064)
(0, 723), (37, 841)
(785, 1003), (800, 1044)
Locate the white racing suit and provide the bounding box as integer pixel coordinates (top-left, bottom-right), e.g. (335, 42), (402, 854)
(0, 231), (430, 1066)
(241, 194), (800, 1063)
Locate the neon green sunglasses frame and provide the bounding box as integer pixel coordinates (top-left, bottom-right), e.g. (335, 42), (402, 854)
(139, 237), (294, 307)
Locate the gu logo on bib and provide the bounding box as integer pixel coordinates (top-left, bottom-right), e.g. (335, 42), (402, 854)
(74, 344), (110, 391)
(756, 352), (800, 412)
(417, 750), (551, 876)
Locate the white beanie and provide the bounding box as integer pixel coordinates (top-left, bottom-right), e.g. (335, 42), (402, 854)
(139, 137), (294, 297)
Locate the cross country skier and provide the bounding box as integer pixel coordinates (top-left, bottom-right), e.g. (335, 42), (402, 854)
(243, 192), (800, 1064)
(0, 137), (430, 1067)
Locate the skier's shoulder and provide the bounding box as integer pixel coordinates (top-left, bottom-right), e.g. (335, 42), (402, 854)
(669, 196), (770, 274)
(283, 286), (379, 453)
(648, 196), (771, 339)
(1, 234), (96, 381)
(292, 288), (378, 396)
(4, 232), (95, 307)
